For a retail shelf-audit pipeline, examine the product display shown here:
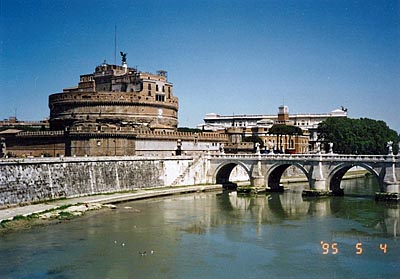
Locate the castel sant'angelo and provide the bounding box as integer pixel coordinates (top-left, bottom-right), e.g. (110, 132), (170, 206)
(1, 54), (227, 157)
(49, 55), (179, 131)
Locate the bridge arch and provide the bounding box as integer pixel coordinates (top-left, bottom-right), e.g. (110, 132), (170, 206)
(214, 161), (251, 187)
(327, 163), (382, 195)
(265, 162), (311, 191)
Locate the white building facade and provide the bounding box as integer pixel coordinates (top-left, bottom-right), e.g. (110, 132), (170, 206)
(198, 107), (348, 151)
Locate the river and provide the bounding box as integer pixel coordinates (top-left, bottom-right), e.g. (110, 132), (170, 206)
(0, 176), (399, 279)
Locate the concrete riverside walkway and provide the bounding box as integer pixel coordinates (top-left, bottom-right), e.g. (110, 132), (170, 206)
(0, 185), (222, 222)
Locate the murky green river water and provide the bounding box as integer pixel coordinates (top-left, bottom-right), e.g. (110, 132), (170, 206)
(0, 177), (399, 279)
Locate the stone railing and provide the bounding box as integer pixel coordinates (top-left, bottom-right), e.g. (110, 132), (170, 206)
(209, 153), (400, 162)
(0, 155), (195, 165)
(135, 130), (228, 141)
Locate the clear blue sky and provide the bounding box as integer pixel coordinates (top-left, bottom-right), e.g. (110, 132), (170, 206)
(1, 0), (399, 132)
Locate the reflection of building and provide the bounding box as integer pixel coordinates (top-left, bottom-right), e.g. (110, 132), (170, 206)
(199, 106), (347, 153)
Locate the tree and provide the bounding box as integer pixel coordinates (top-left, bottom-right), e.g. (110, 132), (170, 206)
(317, 118), (399, 155)
(269, 124), (303, 151)
(243, 136), (264, 149)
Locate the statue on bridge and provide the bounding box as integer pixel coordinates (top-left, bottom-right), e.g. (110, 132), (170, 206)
(328, 142), (333, 154)
(220, 143), (225, 155)
(0, 137), (6, 158)
(387, 141), (393, 155)
(315, 142), (321, 154)
(267, 140), (274, 155)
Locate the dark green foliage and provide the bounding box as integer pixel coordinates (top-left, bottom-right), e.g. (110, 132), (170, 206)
(268, 124), (303, 152)
(243, 136), (264, 148)
(58, 211), (74, 220)
(12, 215), (26, 221)
(269, 124), (303, 136)
(317, 118), (399, 154)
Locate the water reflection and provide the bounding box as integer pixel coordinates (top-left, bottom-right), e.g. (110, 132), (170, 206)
(226, 190), (400, 237)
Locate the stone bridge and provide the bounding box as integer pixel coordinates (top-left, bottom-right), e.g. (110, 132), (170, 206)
(206, 153), (400, 200)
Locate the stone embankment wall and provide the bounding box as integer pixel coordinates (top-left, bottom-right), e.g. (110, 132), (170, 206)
(0, 156), (209, 207)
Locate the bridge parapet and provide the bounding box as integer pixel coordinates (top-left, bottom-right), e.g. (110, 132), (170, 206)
(209, 153), (399, 163)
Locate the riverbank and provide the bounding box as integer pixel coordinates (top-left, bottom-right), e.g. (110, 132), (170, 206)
(0, 184), (223, 225)
(0, 170), (372, 232)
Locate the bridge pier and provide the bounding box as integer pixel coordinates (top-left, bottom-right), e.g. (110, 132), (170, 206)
(386, 183), (400, 194)
(251, 176), (265, 188)
(376, 183), (400, 202)
(303, 160), (334, 197)
(302, 181), (337, 197)
(376, 158), (400, 201)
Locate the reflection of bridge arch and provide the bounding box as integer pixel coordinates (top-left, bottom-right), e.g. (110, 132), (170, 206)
(214, 161), (251, 185)
(226, 191), (314, 220)
(265, 163), (311, 190)
(328, 163), (382, 194)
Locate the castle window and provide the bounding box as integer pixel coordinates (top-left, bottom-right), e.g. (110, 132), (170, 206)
(156, 84), (159, 91)
(162, 86), (165, 92)
(156, 94), (165, 102)
(148, 84), (151, 90)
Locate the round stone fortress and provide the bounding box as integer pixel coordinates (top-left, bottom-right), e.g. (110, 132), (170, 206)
(49, 61), (179, 131)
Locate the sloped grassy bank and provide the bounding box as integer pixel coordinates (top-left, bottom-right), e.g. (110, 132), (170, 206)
(0, 203), (116, 234)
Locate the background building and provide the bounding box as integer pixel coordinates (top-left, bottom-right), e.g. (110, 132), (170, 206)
(199, 106), (348, 153)
(199, 106), (347, 132)
(0, 116), (49, 130)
